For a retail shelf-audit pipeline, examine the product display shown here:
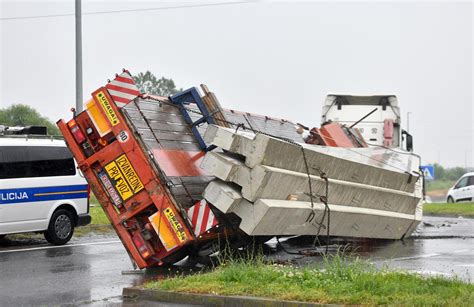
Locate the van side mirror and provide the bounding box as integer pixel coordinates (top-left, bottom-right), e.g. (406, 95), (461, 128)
(401, 130), (413, 152)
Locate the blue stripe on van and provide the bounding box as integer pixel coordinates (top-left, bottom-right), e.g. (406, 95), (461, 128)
(0, 184), (89, 205)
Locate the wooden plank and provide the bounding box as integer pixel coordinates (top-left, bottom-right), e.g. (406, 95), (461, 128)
(142, 139), (161, 150)
(136, 129), (197, 143)
(168, 176), (214, 186)
(124, 109), (187, 124)
(143, 111), (187, 124)
(149, 122), (190, 133)
(200, 84), (230, 128)
(180, 176), (214, 185)
(173, 195), (204, 209)
(134, 100), (180, 113)
(159, 140), (201, 151)
(170, 185), (208, 196)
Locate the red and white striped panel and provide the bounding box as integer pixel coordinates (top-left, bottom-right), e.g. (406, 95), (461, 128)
(187, 200), (218, 236)
(105, 70), (141, 108)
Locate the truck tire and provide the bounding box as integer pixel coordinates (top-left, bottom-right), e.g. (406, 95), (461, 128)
(447, 196), (455, 203)
(44, 209), (74, 245)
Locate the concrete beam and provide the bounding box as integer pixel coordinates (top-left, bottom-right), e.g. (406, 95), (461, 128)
(200, 151), (251, 188)
(204, 125), (420, 193)
(244, 165), (420, 214)
(201, 151), (420, 214)
(202, 180), (243, 214)
(233, 199), (418, 239)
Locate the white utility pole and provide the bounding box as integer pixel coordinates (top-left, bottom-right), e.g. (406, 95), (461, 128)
(75, 0), (83, 112)
(407, 111), (412, 133)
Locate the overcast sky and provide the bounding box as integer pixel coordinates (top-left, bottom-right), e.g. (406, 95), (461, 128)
(1, 0), (472, 168)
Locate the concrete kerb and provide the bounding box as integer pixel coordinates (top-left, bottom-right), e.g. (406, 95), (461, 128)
(423, 213), (474, 219)
(122, 287), (334, 306)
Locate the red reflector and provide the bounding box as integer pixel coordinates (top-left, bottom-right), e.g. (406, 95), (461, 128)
(132, 233), (153, 260)
(68, 119), (86, 144)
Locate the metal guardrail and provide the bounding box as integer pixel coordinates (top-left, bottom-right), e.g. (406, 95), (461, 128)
(0, 134), (64, 140)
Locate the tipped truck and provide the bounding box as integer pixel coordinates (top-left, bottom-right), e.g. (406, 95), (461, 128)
(58, 69), (422, 268)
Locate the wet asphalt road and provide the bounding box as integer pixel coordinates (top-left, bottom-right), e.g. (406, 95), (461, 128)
(0, 215), (473, 306)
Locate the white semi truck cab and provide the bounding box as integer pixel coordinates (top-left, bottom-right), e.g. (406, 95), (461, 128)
(321, 94), (413, 151)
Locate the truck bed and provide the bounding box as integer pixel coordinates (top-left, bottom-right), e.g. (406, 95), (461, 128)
(121, 97), (303, 210)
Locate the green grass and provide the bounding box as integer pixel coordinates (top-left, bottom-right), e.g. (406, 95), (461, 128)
(89, 192), (111, 225)
(74, 204), (112, 236)
(89, 205), (110, 225)
(145, 255), (474, 305)
(89, 193), (99, 206)
(424, 202), (474, 217)
(425, 180), (455, 192)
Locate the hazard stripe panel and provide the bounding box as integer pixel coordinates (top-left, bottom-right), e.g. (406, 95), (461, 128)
(186, 200), (218, 236)
(105, 70), (141, 108)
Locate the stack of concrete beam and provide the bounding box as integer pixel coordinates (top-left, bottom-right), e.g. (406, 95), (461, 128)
(201, 125), (423, 240)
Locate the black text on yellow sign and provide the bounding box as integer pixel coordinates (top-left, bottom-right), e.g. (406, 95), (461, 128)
(115, 154), (144, 193)
(105, 154), (144, 201)
(164, 208), (187, 243)
(96, 91), (120, 126)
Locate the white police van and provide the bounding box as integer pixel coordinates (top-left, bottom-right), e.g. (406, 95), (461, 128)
(0, 126), (91, 245)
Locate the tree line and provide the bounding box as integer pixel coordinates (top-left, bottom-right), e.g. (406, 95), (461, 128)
(432, 164), (470, 182)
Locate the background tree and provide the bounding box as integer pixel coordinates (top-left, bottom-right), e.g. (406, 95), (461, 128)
(0, 104), (60, 135)
(133, 71), (182, 96)
(431, 163), (469, 181)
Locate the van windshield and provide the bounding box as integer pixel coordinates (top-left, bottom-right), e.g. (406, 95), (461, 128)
(0, 146), (76, 179)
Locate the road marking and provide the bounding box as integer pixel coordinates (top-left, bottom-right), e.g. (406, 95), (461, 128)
(388, 253), (440, 261)
(408, 270), (452, 277)
(0, 240), (121, 254)
(452, 249), (469, 254)
(387, 249), (473, 262)
(454, 264), (474, 267)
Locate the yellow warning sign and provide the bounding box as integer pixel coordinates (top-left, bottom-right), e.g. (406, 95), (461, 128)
(96, 91), (119, 126)
(164, 207), (187, 243)
(105, 161), (133, 201)
(104, 154), (144, 201)
(86, 99), (111, 137)
(148, 211), (178, 252)
(115, 155), (144, 194)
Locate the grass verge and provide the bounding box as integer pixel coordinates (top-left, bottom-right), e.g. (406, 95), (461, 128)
(89, 205), (110, 225)
(425, 180), (455, 192)
(89, 192), (99, 206)
(72, 203), (113, 236)
(424, 202), (474, 217)
(145, 255), (474, 305)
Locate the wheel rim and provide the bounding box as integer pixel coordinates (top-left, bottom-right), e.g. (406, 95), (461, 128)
(55, 214), (72, 239)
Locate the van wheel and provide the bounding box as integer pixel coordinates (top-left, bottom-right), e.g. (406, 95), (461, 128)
(44, 209), (74, 245)
(447, 196), (455, 203)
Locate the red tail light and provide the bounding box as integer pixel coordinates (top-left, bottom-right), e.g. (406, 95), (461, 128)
(132, 232), (153, 260)
(87, 185), (91, 200)
(67, 119), (86, 144)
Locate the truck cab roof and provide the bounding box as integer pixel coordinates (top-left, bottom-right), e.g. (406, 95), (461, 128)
(324, 94), (399, 107)
(0, 136), (66, 147)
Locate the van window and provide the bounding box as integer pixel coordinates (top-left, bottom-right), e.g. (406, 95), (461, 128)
(455, 177), (469, 189)
(0, 146), (76, 179)
(468, 176), (474, 187)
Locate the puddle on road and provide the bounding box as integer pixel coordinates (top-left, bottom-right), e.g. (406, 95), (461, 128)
(0, 229), (117, 250)
(0, 234), (46, 248)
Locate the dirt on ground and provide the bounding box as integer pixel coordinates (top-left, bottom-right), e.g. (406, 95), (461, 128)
(426, 189), (448, 202)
